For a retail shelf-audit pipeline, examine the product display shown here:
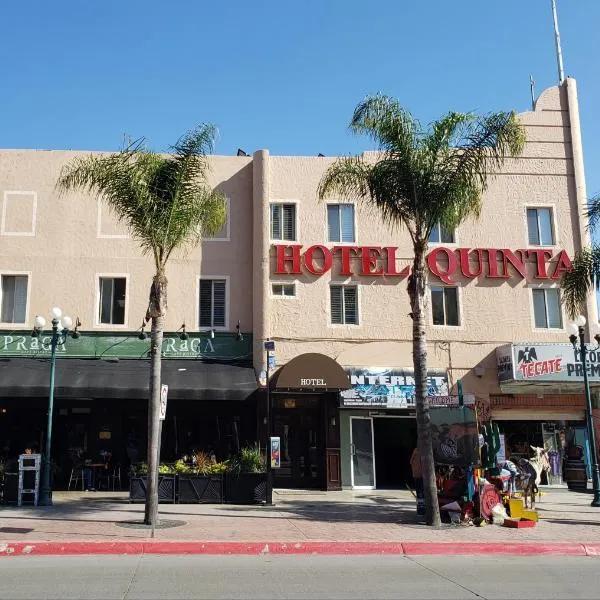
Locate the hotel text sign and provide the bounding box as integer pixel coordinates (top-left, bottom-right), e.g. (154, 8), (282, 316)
(274, 245), (571, 283)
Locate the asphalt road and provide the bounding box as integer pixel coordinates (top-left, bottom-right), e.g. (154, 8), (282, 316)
(0, 555), (598, 599)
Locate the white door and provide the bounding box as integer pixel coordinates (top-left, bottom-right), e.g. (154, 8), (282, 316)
(350, 417), (376, 489)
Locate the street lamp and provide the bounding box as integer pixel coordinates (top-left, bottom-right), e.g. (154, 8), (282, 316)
(264, 339), (275, 505)
(568, 314), (600, 507)
(32, 307), (80, 506)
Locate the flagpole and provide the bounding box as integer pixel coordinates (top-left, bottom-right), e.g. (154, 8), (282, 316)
(551, 0), (565, 84)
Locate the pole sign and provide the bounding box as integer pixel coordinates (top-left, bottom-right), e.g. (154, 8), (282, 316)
(496, 343), (600, 383)
(270, 436), (281, 469)
(340, 368), (448, 408)
(159, 384), (168, 420)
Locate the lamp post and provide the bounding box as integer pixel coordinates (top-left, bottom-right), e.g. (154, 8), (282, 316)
(264, 339), (275, 505)
(33, 307), (80, 506)
(568, 314), (600, 507)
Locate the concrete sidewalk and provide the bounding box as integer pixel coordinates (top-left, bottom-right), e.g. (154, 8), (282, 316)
(1, 487), (599, 547)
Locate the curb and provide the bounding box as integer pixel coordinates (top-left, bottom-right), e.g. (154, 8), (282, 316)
(1, 541), (600, 557)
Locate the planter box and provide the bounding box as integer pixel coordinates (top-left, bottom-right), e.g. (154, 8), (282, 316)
(224, 472), (267, 504)
(177, 475), (223, 503)
(129, 476), (176, 503)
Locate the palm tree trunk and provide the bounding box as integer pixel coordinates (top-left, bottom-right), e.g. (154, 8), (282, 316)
(409, 243), (441, 527)
(144, 272), (167, 527)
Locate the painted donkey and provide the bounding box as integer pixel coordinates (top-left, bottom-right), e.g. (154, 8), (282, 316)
(517, 446), (551, 509)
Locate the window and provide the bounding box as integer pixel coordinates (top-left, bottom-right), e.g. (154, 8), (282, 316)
(330, 285), (358, 325)
(327, 204), (355, 242)
(527, 208), (555, 246)
(1, 275), (28, 323)
(431, 287), (460, 326)
(272, 283), (296, 297)
(533, 288), (562, 329)
(270, 203), (296, 241)
(199, 279), (226, 327)
(98, 277), (126, 325)
(429, 221), (455, 244)
(204, 198), (229, 240)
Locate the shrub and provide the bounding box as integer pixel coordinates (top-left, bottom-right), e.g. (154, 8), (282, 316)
(231, 445), (265, 474)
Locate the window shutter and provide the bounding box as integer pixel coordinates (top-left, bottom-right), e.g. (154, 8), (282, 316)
(99, 278), (113, 324)
(340, 205), (355, 242)
(270, 204), (281, 240)
(538, 208), (554, 246)
(1, 277), (15, 323)
(444, 288), (459, 325)
(527, 209), (540, 245)
(213, 280), (226, 327)
(283, 204), (296, 241)
(330, 286), (343, 324)
(344, 286), (358, 324)
(532, 289), (547, 328)
(546, 289), (562, 328)
(199, 280), (213, 327)
(327, 205), (340, 242)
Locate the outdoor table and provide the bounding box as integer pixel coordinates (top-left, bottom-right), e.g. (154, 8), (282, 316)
(86, 463), (109, 489)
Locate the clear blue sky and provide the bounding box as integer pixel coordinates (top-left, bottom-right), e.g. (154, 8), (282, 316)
(2, 1), (599, 195)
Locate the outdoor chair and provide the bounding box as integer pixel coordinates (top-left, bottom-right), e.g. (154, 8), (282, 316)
(68, 467), (85, 491)
(97, 465), (122, 491)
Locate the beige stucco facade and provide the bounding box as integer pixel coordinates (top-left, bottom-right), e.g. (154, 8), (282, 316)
(0, 80), (593, 406)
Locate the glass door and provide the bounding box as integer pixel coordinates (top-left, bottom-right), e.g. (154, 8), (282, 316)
(350, 417), (375, 489)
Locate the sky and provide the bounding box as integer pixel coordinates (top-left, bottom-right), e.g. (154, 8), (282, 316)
(2, 1), (599, 195)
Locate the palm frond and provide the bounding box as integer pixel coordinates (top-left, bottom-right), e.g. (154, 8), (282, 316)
(586, 193), (600, 232)
(561, 245), (600, 319)
(57, 126), (226, 270)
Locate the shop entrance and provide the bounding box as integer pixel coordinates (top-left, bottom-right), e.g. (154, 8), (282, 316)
(373, 417), (416, 489)
(272, 396), (322, 489)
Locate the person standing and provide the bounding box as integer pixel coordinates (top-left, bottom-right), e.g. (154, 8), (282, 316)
(410, 446), (425, 516)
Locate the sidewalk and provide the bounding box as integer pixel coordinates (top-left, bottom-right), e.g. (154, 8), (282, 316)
(1, 487), (600, 555)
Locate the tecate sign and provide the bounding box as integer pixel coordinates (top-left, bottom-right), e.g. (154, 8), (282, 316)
(496, 343), (600, 383)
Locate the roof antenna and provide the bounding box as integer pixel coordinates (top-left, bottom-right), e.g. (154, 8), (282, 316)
(530, 75), (536, 110)
(551, 0), (565, 84)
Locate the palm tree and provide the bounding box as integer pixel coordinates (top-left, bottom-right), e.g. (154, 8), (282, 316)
(318, 97), (525, 526)
(57, 126), (226, 526)
(561, 193), (600, 318)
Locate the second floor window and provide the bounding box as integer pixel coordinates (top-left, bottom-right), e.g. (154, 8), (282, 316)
(429, 221), (455, 244)
(99, 277), (126, 325)
(527, 207), (555, 246)
(330, 285), (358, 325)
(1, 274), (28, 323)
(533, 288), (562, 329)
(327, 204), (355, 242)
(272, 283), (296, 297)
(270, 203), (296, 241)
(199, 279), (226, 327)
(431, 286), (460, 326)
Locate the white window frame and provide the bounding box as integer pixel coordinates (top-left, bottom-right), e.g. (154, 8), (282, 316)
(203, 197), (231, 242)
(326, 203), (356, 244)
(529, 283), (565, 331)
(270, 282), (297, 298)
(197, 275), (230, 331)
(1, 191), (37, 237)
(525, 205), (557, 248)
(0, 271), (31, 326)
(428, 220), (456, 245)
(328, 283), (360, 327)
(269, 200), (299, 242)
(97, 200), (129, 239)
(430, 285), (463, 329)
(94, 273), (129, 328)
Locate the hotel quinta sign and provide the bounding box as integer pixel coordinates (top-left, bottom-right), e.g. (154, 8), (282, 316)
(274, 245), (571, 283)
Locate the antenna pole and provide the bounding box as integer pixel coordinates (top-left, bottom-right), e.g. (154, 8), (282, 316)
(530, 75), (536, 110)
(551, 0), (565, 84)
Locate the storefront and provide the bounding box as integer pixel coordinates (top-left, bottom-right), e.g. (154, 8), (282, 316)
(0, 331), (257, 488)
(495, 342), (595, 483)
(264, 353), (350, 490)
(339, 367), (450, 490)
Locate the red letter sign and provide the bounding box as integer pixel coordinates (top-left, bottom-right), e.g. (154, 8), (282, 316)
(427, 247), (458, 284)
(275, 245), (302, 274)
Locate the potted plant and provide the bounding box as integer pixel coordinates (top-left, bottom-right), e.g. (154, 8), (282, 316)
(176, 452), (227, 503)
(224, 445), (267, 504)
(129, 462), (176, 503)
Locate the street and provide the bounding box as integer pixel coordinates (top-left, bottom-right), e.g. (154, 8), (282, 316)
(0, 555), (598, 599)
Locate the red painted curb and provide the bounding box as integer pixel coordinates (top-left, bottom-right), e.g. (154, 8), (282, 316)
(0, 541), (598, 557)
